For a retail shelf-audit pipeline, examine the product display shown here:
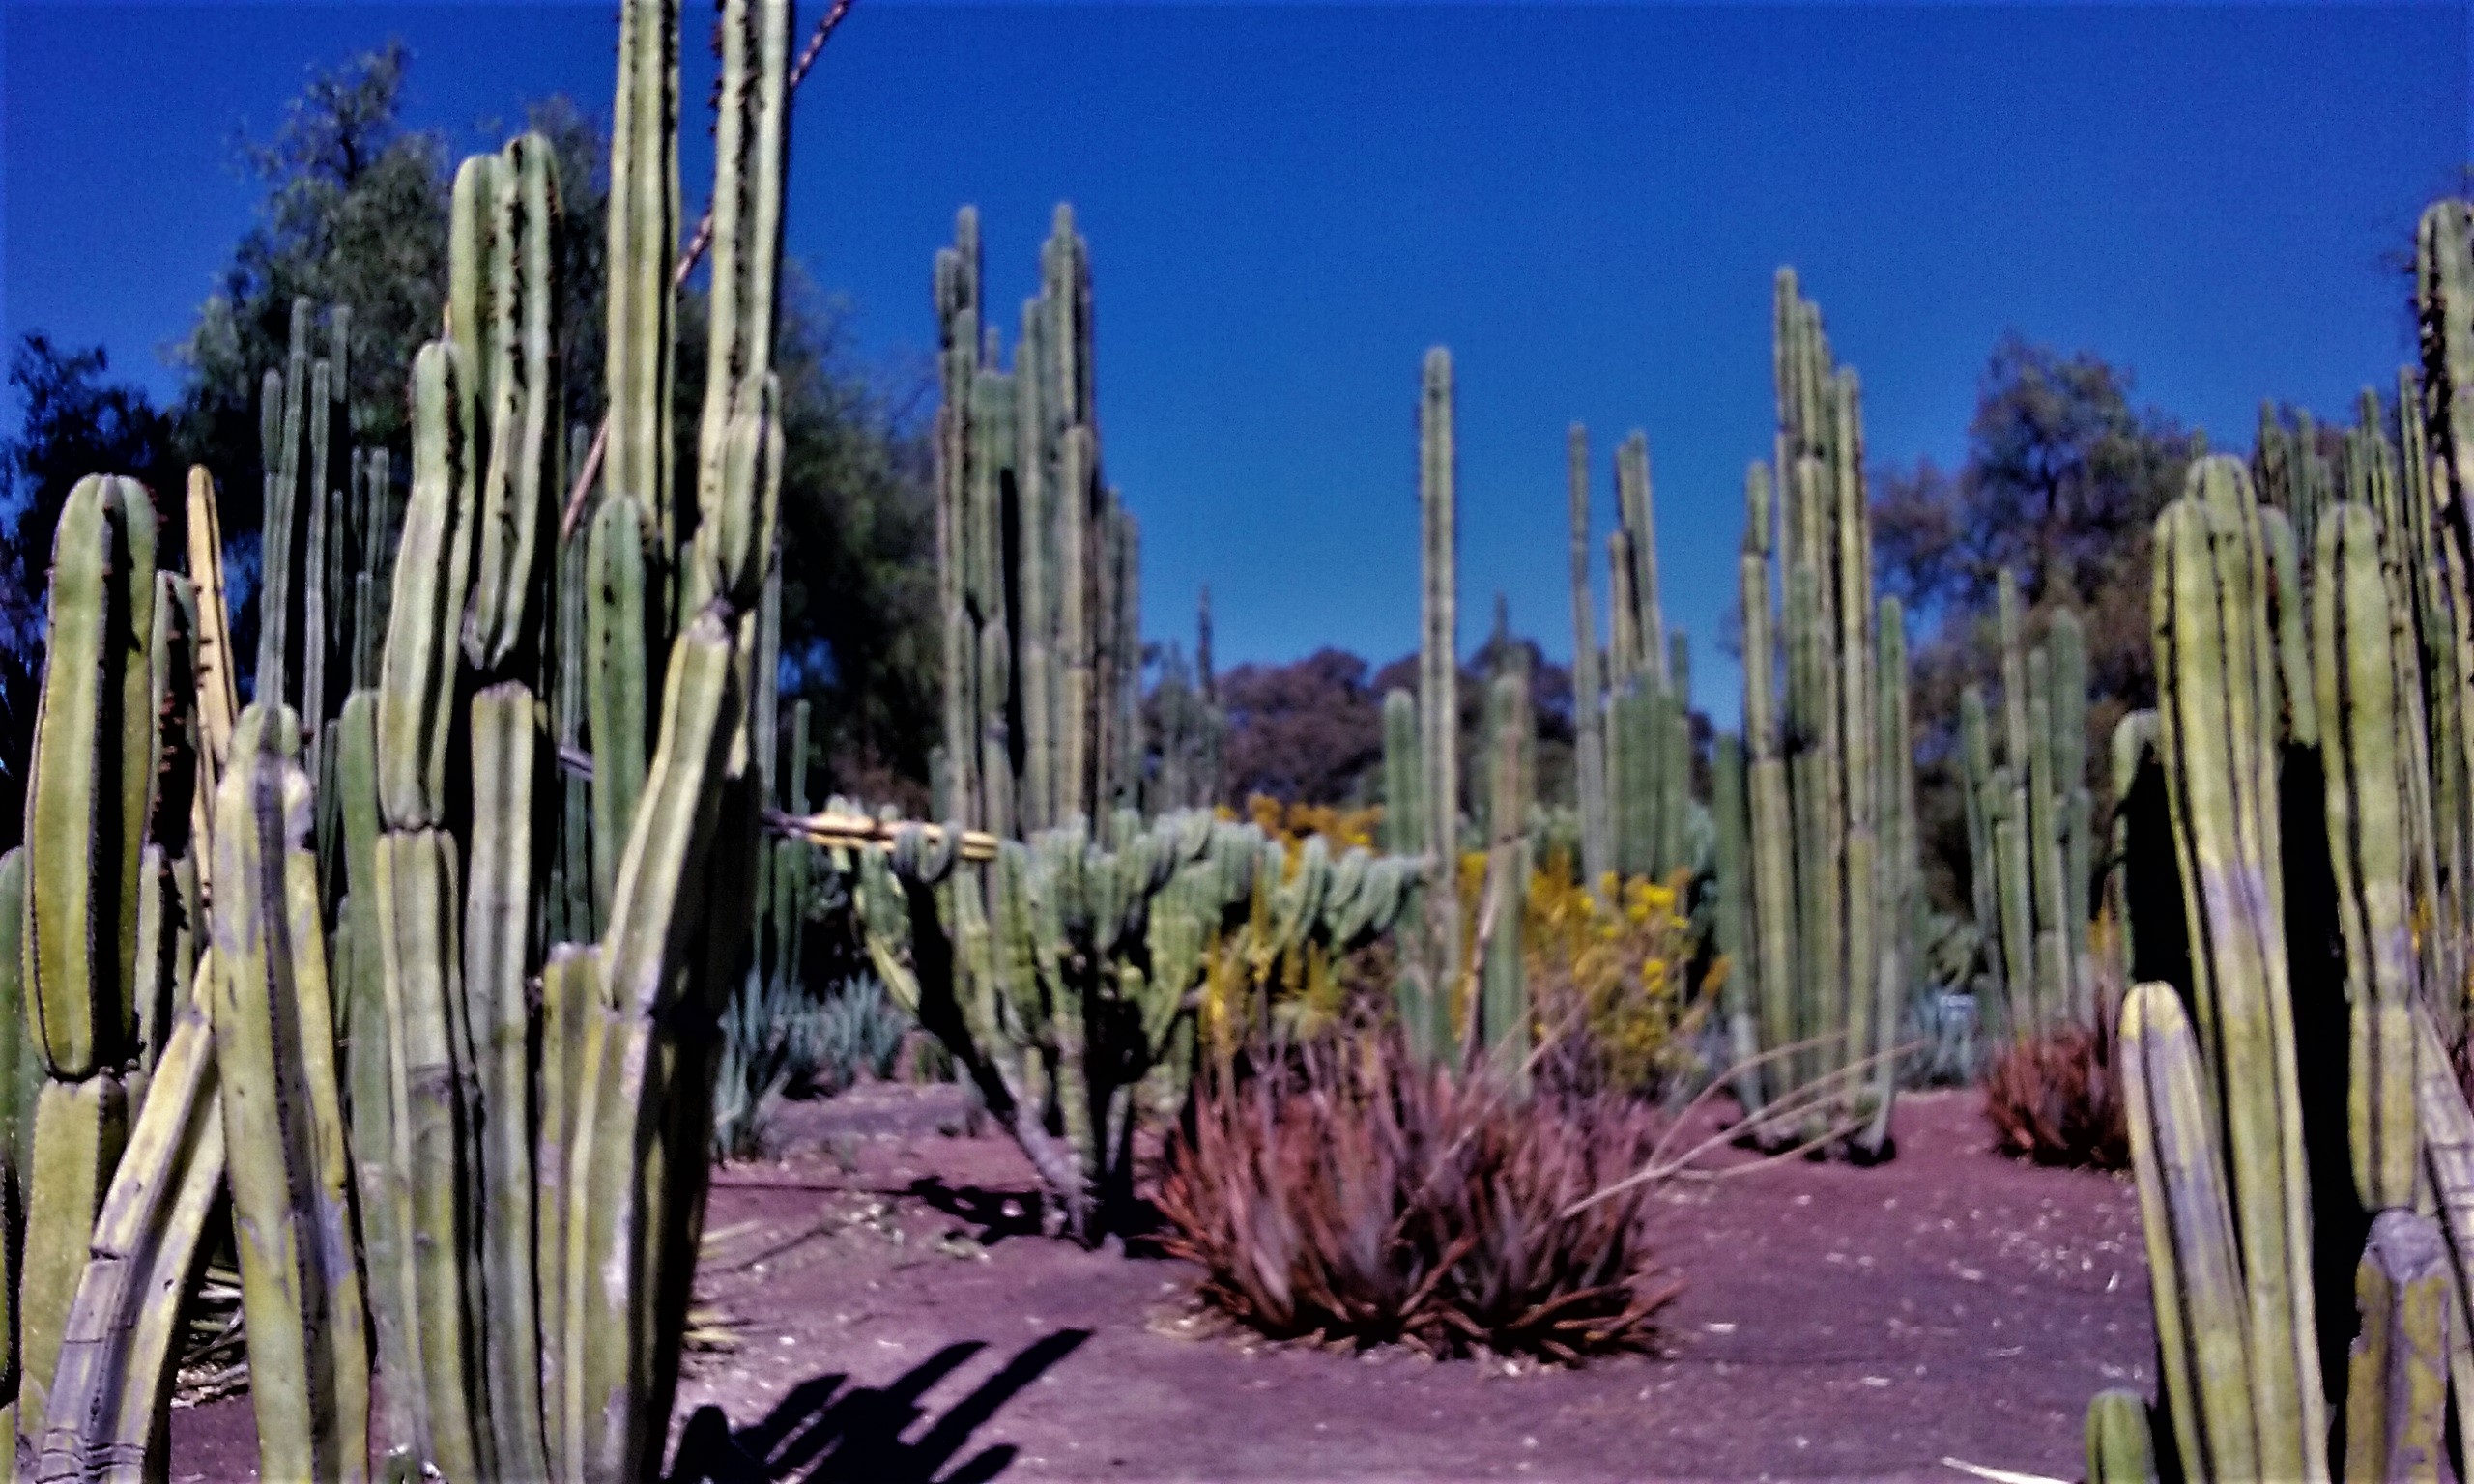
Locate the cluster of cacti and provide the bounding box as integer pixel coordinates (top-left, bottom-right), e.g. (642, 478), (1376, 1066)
(6, 1), (807, 1478)
(1567, 425), (1696, 890)
(2086, 196), (2474, 1481)
(849, 804), (1415, 1236)
(935, 205), (1144, 841)
(1957, 574), (2095, 1041)
(1707, 270), (1919, 1157)
(1144, 588), (1227, 813)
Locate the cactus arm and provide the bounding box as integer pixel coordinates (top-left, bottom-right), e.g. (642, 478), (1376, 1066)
(33, 981), (222, 1484)
(2345, 1210), (2453, 1484)
(373, 825), (489, 1480)
(2082, 1390), (2157, 1484)
(16, 1075), (129, 1467)
(208, 706), (371, 1484)
(533, 942), (596, 1479)
(2413, 1004), (2474, 1461)
(184, 466), (240, 793)
(2314, 505), (2421, 1211)
(378, 341), (477, 830)
(563, 613), (737, 1484)
(1418, 348), (1460, 999)
(340, 695), (424, 1470)
(465, 682), (550, 1480)
(2119, 981), (2259, 1480)
(694, 0), (790, 605)
(467, 135), (564, 674)
(586, 495), (651, 922)
(2152, 483), (2326, 1480)
(26, 475), (135, 1078)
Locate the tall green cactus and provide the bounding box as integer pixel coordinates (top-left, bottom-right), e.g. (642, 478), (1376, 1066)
(1959, 570), (2093, 1040)
(2145, 463), (2325, 1478)
(14, 473), (158, 1465)
(1415, 348), (1461, 1058)
(936, 205), (1140, 840)
(1568, 425), (1612, 892)
(1481, 664), (1532, 1085)
(1723, 270), (1910, 1152)
(1573, 425), (1695, 887)
(2086, 286), (2474, 1471)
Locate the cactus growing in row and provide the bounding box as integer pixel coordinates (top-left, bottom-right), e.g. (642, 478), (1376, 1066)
(1959, 571), (2094, 1040)
(935, 205), (1144, 841)
(1712, 271), (1917, 1156)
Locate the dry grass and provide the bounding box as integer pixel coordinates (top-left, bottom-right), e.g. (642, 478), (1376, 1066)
(1155, 1029), (1682, 1362)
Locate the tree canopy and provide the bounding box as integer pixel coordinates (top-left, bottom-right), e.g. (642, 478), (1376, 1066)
(1872, 333), (2201, 913)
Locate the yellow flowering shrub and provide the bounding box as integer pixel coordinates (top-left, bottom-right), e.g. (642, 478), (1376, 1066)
(1460, 845), (1702, 1093)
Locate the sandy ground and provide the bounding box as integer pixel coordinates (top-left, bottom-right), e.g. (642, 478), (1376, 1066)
(167, 1083), (2150, 1483)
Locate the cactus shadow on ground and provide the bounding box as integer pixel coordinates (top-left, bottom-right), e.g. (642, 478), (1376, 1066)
(665, 1330), (1092, 1483)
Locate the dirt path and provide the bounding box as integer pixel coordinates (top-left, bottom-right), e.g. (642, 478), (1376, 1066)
(167, 1086), (2149, 1482)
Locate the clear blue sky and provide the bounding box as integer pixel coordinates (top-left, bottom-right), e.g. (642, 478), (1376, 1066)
(5, 2), (2468, 723)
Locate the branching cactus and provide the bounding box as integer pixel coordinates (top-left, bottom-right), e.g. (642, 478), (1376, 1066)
(850, 806), (1413, 1238)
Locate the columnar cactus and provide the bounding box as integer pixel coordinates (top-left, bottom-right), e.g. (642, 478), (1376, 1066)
(1413, 348), (1461, 1061)
(1570, 425), (1696, 888)
(1960, 574), (2093, 1040)
(2086, 287), (2474, 1471)
(1717, 270), (1912, 1153)
(1481, 663), (1532, 1084)
(936, 204), (1141, 841)
(1568, 425), (1612, 892)
(14, 474), (159, 1468)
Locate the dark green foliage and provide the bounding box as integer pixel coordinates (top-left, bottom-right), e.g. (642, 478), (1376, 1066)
(1871, 335), (2201, 927)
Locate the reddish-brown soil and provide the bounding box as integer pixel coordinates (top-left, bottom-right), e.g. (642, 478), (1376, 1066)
(167, 1085), (2149, 1483)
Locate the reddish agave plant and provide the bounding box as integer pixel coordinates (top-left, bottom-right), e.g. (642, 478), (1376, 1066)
(1981, 1017), (2130, 1171)
(1154, 1029), (1681, 1361)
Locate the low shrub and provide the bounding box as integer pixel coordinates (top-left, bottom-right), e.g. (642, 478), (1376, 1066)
(1981, 1016), (2128, 1170)
(1154, 1029), (1682, 1361)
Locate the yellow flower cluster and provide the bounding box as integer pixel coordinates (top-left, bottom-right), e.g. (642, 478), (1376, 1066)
(1240, 794), (1383, 854)
(1492, 848), (1700, 1092)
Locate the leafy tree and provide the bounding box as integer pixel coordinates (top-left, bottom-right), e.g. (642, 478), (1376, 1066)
(0, 337), (176, 846)
(171, 41), (450, 510)
(163, 41), (939, 802)
(0, 336), (178, 651)
(1873, 334), (2199, 913)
